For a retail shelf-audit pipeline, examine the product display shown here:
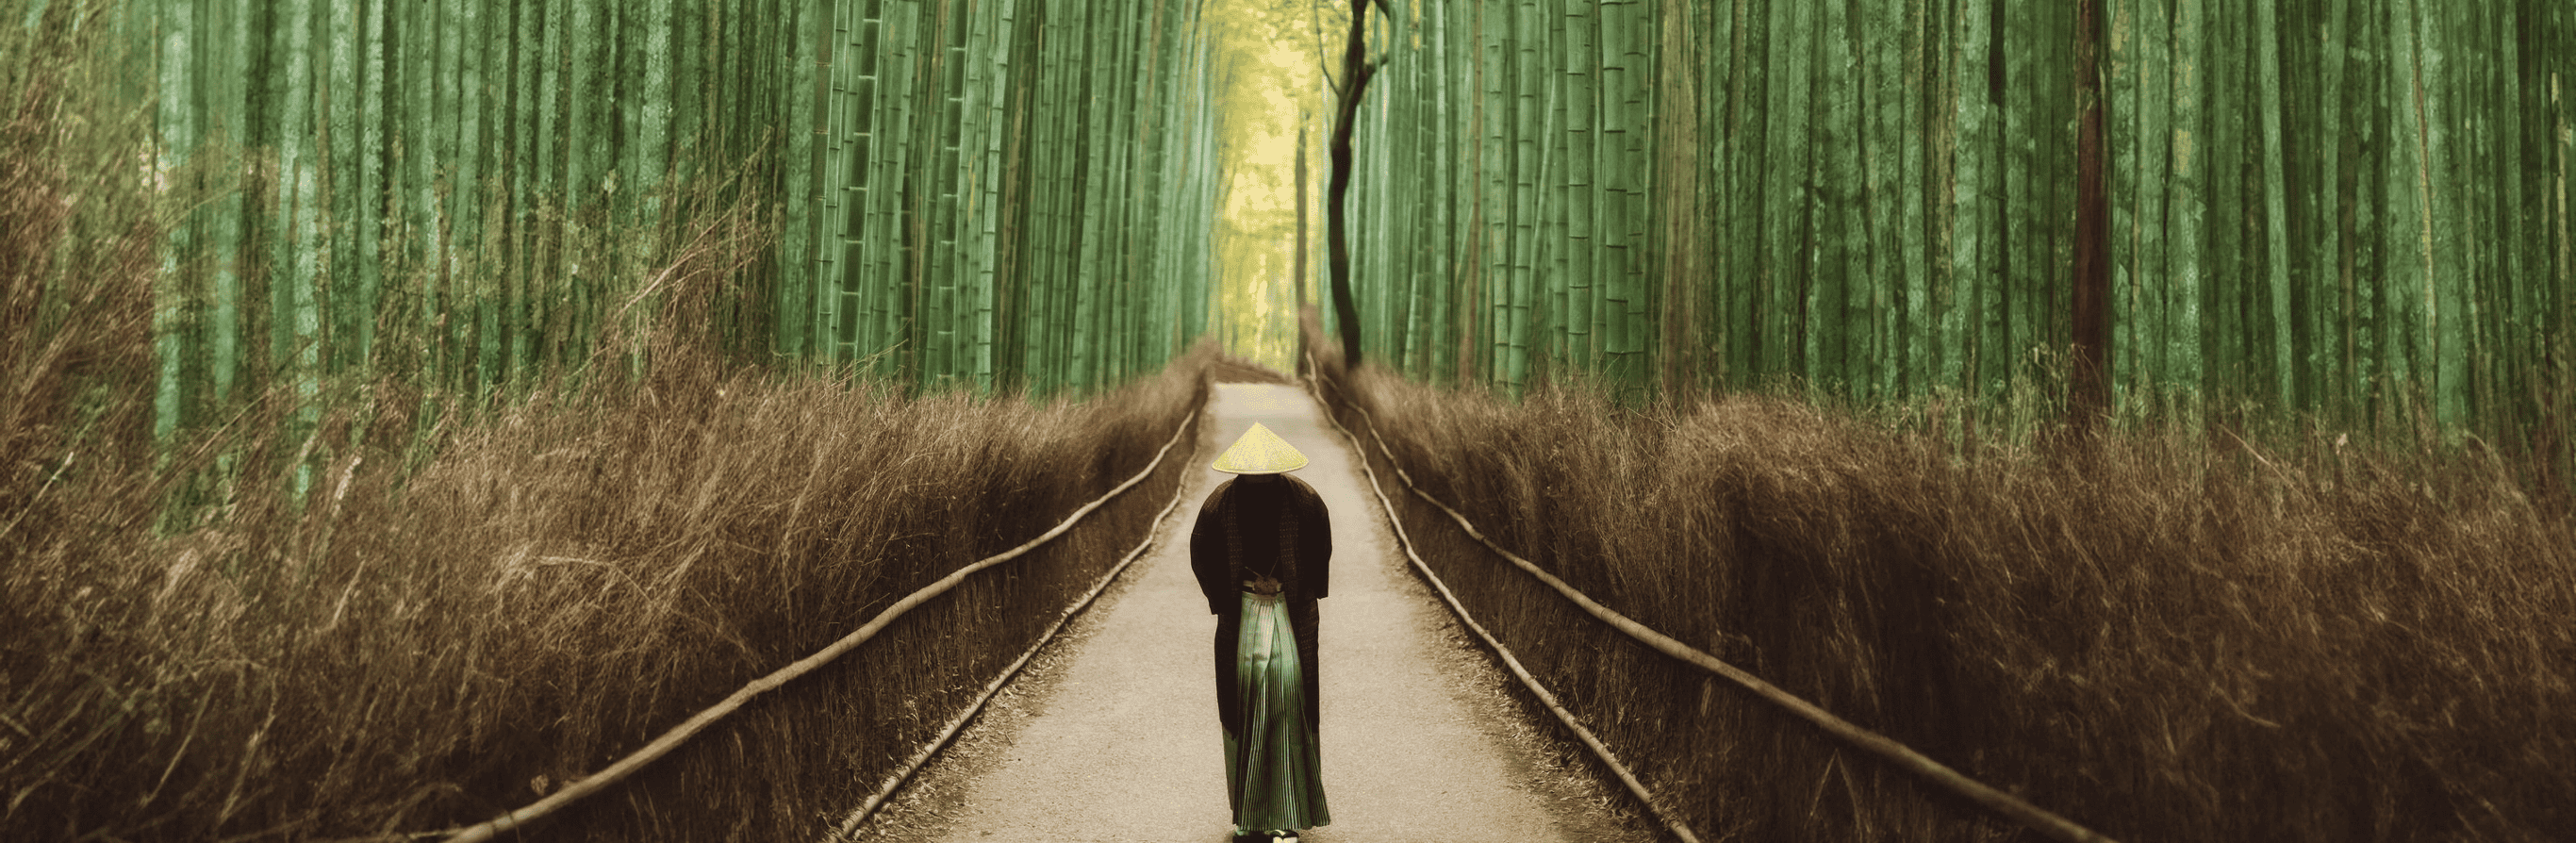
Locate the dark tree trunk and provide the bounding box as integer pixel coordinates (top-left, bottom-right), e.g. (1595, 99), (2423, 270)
(2071, 0), (2110, 435)
(1326, 0), (1374, 367)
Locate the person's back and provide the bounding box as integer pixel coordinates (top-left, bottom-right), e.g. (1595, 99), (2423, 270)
(1189, 423), (1332, 842)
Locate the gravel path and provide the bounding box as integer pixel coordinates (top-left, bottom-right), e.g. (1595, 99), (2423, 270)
(851, 383), (1657, 843)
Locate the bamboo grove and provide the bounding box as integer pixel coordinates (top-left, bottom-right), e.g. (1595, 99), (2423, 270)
(121, 0), (1219, 449)
(1332, 0), (2574, 436)
(805, 0), (1221, 390)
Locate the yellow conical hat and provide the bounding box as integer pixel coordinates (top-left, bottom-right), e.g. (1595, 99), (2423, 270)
(1211, 422), (1309, 474)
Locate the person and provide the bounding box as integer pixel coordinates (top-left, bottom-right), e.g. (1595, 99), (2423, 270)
(1190, 422), (1332, 843)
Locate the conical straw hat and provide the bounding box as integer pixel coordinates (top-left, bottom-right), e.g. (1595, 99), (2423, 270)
(1211, 422), (1309, 474)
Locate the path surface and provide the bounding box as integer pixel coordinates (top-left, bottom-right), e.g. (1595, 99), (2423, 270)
(853, 384), (1656, 843)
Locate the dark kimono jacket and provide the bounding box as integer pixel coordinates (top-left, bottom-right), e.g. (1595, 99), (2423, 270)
(1190, 474), (1332, 739)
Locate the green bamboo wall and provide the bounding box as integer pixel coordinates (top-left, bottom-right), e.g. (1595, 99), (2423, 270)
(805, 0), (1221, 391)
(1341, 0), (2573, 430)
(136, 0), (1217, 442)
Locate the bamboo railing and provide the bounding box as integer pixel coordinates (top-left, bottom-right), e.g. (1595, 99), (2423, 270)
(433, 409), (1199, 843)
(1308, 370), (2118, 843)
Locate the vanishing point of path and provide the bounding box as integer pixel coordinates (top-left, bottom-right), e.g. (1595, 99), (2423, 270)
(854, 383), (1658, 843)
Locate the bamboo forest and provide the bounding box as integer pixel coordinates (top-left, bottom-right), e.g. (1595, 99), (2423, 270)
(62, 0), (2570, 435)
(6, 0), (2573, 840)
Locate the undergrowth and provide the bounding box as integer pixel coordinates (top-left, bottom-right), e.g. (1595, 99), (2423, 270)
(1310, 339), (2576, 841)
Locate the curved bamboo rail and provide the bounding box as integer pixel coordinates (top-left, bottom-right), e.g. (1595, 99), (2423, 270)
(436, 409), (1200, 843)
(1312, 374), (2119, 843)
(821, 415), (1202, 841)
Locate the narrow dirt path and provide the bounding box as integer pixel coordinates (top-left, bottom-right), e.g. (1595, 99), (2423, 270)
(852, 383), (1656, 843)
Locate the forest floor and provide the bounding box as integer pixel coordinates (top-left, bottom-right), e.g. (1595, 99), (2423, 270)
(850, 383), (1657, 843)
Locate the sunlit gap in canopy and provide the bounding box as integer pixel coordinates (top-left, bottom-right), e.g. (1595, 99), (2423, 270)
(1208, 0), (1342, 375)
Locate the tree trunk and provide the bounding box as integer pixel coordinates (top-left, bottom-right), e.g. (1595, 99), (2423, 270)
(2071, 0), (2109, 434)
(1327, 0), (1374, 367)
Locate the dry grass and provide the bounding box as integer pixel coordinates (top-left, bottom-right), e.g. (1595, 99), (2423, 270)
(3, 8), (1226, 839)
(1309, 344), (2576, 841)
(4, 355), (1211, 842)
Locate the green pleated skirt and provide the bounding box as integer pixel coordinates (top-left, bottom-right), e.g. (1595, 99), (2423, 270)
(1223, 591), (1329, 832)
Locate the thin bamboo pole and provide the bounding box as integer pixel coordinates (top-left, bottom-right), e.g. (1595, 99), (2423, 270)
(153, 0), (194, 444)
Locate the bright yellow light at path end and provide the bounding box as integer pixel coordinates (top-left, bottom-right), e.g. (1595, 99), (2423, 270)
(1206, 0), (1342, 375)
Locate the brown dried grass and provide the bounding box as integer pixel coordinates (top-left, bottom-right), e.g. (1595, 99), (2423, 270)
(1311, 344), (2576, 842)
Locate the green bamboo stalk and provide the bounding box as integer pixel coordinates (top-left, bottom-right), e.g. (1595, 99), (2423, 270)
(2204, 0), (2247, 403)
(2168, 0), (2206, 395)
(2253, 0), (2295, 408)
(965, 0), (1010, 390)
(1025, 0), (1064, 388)
(2123, 0), (2169, 404)
(1896, 0), (1927, 397)
(531, 0), (566, 369)
(503, 0), (538, 379)
(2304, 0), (2349, 416)
(780, 0), (818, 360)
(153, 0), (194, 445)
(1762, 0), (1808, 381)
(853, 1), (885, 367)
(1990, 0), (2032, 401)
(1509, 0), (1540, 389)
(1478, 1), (1505, 386)
(1373, 30), (1402, 370)
(2421, 0), (2468, 425)
(321, 0), (354, 372)
(2350, 0), (2388, 412)
(563, 0), (598, 359)
(636, 0), (673, 236)
(1404, 6), (1433, 373)
(975, 0), (1020, 388)
(358, 0), (389, 372)
(829, 5), (857, 365)
(1600, 0), (1647, 390)
(208, 0), (247, 405)
(2549, 16), (2565, 387)
(1069, 0), (1108, 391)
(810, 0), (839, 362)
(877, 1), (920, 376)
(1561, 0), (1594, 369)
(458, 0), (493, 397)
(1815, 0), (1856, 392)
(2485, 0), (2530, 427)
(676, 0), (704, 174)
(922, 0), (961, 386)
(1122, 0), (1157, 380)
(1726, 0), (1764, 385)
(2380, 0), (2426, 409)
(994, 0), (1035, 388)
(2322, 0), (2356, 418)
(287, 0), (322, 495)
(1855, 0), (1903, 402)
(1427, 0), (1454, 383)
